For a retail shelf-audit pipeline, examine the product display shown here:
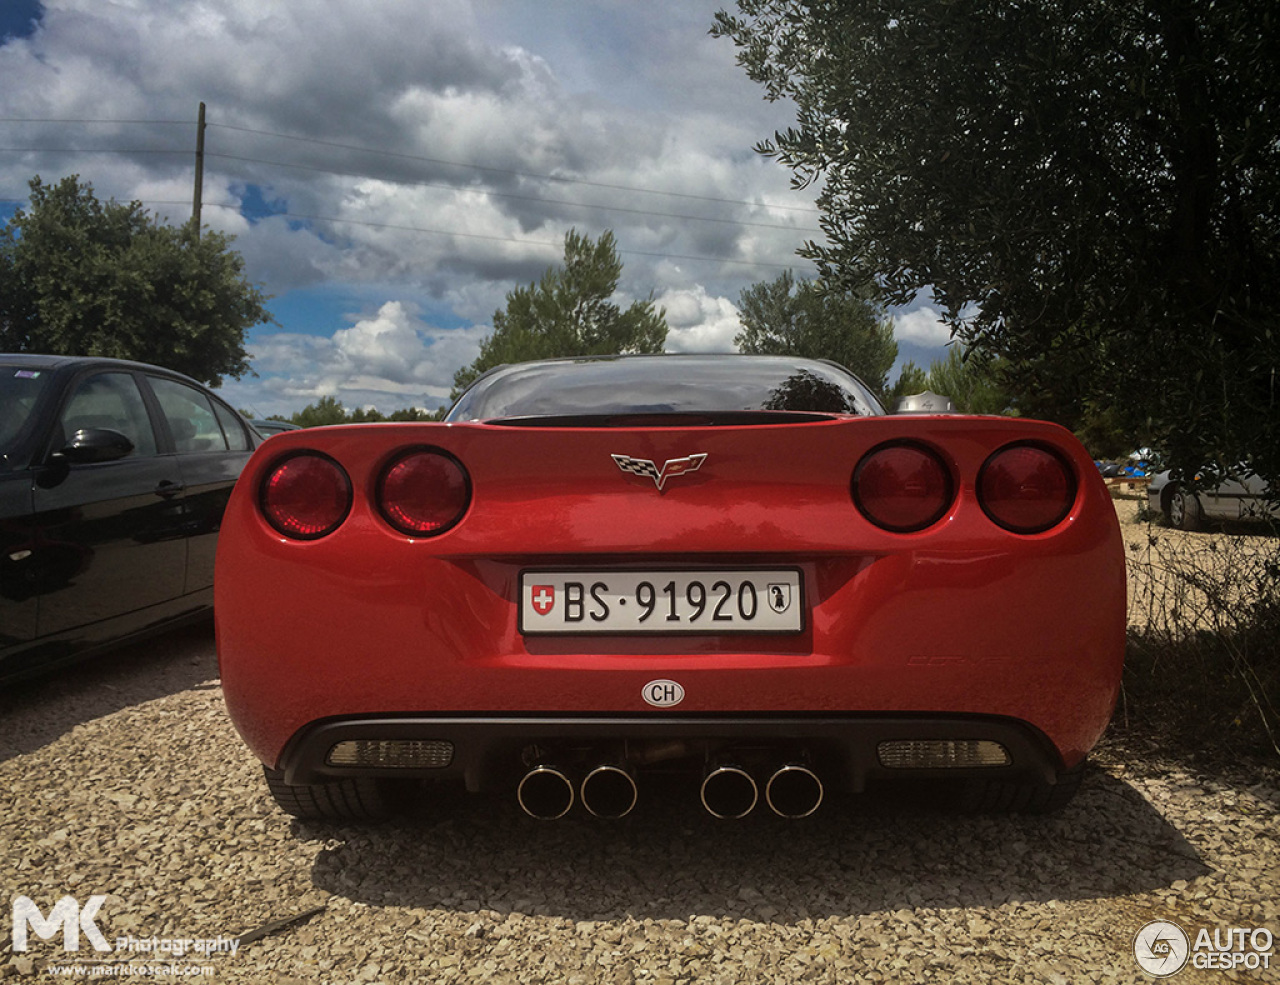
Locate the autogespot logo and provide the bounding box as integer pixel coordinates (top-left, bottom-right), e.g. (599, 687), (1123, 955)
(1134, 921), (1190, 978)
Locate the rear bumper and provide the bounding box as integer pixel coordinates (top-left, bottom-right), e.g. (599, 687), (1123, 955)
(276, 712), (1067, 791)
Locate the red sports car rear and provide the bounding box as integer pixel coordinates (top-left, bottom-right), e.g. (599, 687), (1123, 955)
(216, 356), (1125, 821)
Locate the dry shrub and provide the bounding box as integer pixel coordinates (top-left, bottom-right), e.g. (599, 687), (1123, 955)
(1118, 507), (1280, 760)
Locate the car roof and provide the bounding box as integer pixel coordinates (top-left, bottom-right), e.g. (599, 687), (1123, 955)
(0, 352), (209, 387)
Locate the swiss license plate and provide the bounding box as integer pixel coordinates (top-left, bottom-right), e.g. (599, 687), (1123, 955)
(519, 570), (803, 635)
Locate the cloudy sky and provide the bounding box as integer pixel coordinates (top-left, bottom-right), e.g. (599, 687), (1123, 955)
(0, 0), (952, 416)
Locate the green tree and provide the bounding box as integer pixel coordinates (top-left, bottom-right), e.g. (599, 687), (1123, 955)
(0, 175), (271, 386)
(712, 2), (1280, 483)
(388, 407), (443, 421)
(291, 396), (349, 428)
(924, 348), (1012, 417)
(284, 398), (444, 426)
(735, 271), (897, 397)
(451, 229), (667, 399)
(886, 360), (929, 407)
(885, 350), (1012, 414)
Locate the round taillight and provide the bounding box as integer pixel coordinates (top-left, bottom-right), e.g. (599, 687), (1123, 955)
(260, 453), (352, 539)
(978, 444), (1076, 533)
(853, 443), (953, 532)
(377, 449), (470, 536)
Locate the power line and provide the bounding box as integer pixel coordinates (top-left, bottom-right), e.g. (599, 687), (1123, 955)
(202, 151), (821, 234)
(0, 117), (192, 125)
(0, 144), (821, 234)
(192, 201), (807, 271)
(0, 147), (189, 155)
(209, 122), (821, 215)
(0, 189), (812, 270)
(0, 114), (818, 270)
(0, 115), (821, 215)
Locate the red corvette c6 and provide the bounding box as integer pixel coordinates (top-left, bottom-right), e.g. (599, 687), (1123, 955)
(216, 355), (1125, 821)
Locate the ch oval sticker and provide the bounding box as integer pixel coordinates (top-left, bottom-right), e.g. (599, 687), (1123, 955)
(643, 679), (685, 708)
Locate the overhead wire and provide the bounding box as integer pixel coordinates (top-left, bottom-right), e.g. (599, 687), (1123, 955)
(0, 143), (818, 233)
(0, 117), (193, 126)
(124, 200), (806, 271)
(201, 151), (820, 233)
(207, 121), (822, 214)
(0, 144), (817, 233)
(0, 115), (820, 217)
(0, 115), (821, 270)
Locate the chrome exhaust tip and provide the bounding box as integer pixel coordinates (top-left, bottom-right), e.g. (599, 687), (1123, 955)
(580, 765), (638, 819)
(700, 765), (758, 819)
(765, 764), (823, 818)
(517, 766), (575, 819)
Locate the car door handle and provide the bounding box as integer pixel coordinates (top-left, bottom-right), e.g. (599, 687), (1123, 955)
(154, 480), (186, 499)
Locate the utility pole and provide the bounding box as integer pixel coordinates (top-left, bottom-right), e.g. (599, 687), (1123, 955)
(192, 101), (206, 238)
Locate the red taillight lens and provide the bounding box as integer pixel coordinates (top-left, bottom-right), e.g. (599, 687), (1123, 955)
(260, 453), (352, 539)
(853, 443), (953, 532)
(978, 444), (1076, 533)
(377, 449), (470, 536)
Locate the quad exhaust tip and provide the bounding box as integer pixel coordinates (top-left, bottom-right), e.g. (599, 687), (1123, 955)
(765, 764), (824, 818)
(700, 765), (759, 819)
(581, 765), (638, 819)
(517, 766), (575, 820)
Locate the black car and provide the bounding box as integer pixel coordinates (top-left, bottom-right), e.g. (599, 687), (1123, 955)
(250, 419), (302, 437)
(1, 354), (259, 681)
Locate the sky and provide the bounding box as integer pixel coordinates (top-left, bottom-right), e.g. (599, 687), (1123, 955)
(0, 0), (953, 417)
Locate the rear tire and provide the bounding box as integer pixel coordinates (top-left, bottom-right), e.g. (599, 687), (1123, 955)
(262, 766), (404, 821)
(958, 759), (1086, 814)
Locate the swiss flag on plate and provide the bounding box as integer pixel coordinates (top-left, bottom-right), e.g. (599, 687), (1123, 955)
(530, 585), (556, 616)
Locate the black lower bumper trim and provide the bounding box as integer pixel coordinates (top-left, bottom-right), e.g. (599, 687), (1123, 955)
(276, 713), (1066, 792)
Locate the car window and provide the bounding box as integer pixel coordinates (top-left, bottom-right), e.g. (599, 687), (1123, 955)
(212, 401), (251, 452)
(0, 366), (50, 458)
(447, 355), (884, 422)
(148, 376), (228, 453)
(58, 372), (158, 457)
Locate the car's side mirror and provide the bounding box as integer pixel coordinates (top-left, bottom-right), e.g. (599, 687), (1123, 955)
(57, 427), (135, 464)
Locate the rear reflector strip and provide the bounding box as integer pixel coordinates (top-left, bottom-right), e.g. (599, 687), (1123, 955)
(877, 739), (1011, 769)
(326, 739), (454, 769)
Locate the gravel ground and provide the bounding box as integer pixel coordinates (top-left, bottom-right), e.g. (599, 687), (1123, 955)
(2, 505), (1278, 983)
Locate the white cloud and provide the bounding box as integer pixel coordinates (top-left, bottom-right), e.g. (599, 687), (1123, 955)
(659, 285), (742, 353)
(223, 303), (490, 417)
(333, 302), (432, 384)
(893, 305), (954, 346)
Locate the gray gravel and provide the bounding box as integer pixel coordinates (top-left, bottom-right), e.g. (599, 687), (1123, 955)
(2, 626), (1278, 984)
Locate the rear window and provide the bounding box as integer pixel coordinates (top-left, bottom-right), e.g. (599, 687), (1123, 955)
(149, 376), (229, 453)
(447, 355), (884, 423)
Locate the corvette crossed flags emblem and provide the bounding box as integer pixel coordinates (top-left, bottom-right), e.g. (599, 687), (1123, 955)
(611, 453), (708, 491)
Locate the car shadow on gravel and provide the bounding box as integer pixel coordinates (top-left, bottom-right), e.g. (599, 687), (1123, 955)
(301, 765), (1211, 921)
(0, 622), (218, 764)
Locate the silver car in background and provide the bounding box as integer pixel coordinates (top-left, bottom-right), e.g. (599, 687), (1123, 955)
(1148, 466), (1279, 530)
